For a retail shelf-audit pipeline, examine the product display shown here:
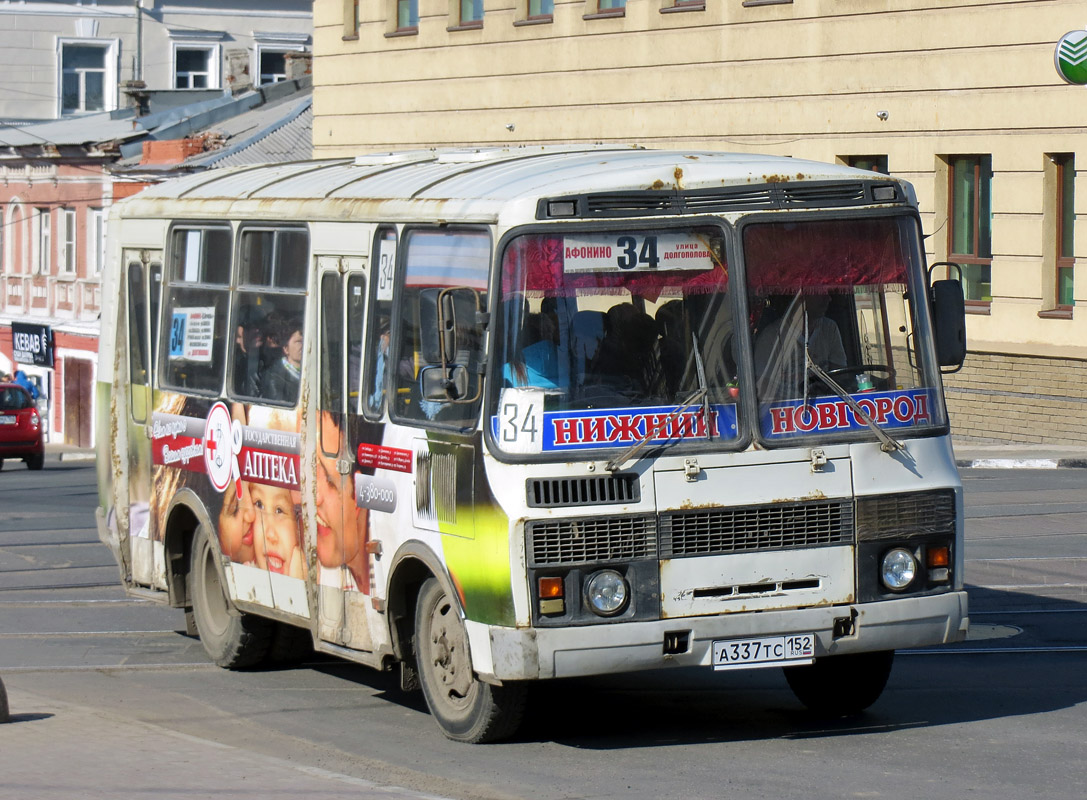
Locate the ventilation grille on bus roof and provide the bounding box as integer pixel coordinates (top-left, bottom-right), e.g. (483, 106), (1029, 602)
(537, 180), (889, 219)
(526, 474), (640, 508)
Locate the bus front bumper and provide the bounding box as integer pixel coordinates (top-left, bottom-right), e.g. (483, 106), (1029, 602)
(467, 590), (969, 682)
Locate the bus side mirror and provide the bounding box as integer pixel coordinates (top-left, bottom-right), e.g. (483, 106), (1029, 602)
(420, 364), (470, 401)
(419, 287), (480, 366)
(929, 264), (967, 373)
(417, 287), (485, 405)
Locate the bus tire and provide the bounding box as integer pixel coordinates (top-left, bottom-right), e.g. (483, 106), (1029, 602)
(414, 577), (527, 743)
(189, 523), (272, 669)
(784, 649), (894, 717)
(268, 622), (314, 665)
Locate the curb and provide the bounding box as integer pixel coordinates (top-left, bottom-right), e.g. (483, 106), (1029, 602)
(956, 457), (1087, 470)
(57, 451), (96, 462)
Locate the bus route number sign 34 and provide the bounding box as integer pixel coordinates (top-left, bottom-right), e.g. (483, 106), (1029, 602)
(497, 388), (546, 454)
(711, 633), (815, 671)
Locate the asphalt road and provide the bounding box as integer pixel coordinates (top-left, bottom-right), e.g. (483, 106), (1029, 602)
(1, 458), (1085, 800)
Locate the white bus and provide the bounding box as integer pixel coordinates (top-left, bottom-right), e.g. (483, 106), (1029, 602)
(96, 146), (969, 742)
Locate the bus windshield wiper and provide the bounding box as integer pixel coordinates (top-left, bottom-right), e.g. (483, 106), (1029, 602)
(805, 352), (904, 454)
(606, 333), (711, 473)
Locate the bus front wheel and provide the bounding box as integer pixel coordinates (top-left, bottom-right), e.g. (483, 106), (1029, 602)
(784, 649), (894, 717)
(414, 577), (527, 743)
(189, 523), (272, 668)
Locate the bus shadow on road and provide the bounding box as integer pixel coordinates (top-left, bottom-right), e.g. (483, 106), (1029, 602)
(510, 585), (1086, 748)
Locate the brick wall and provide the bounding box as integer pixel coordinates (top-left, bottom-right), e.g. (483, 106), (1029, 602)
(944, 351), (1087, 444)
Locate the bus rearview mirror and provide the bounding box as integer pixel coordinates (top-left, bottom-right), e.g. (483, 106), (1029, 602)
(420, 364), (470, 402)
(931, 278), (966, 372)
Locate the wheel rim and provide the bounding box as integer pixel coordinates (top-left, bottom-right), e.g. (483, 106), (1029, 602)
(199, 541), (231, 638)
(424, 592), (475, 711)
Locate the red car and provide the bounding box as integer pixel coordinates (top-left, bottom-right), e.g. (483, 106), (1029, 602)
(0, 383), (44, 471)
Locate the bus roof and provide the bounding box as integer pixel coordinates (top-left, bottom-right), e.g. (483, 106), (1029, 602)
(116, 146), (907, 224)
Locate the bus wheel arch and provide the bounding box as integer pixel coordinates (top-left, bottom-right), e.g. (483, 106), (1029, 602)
(385, 545), (446, 669)
(188, 521), (273, 668)
(160, 490), (206, 608)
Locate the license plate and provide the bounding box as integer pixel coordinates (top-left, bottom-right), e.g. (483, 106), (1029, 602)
(711, 633), (815, 671)
(0, 416), (16, 425)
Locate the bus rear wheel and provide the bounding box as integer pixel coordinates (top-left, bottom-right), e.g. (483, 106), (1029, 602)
(784, 649), (894, 717)
(414, 577), (527, 743)
(189, 523), (272, 668)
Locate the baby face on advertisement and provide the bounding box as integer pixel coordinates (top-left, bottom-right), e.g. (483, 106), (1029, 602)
(250, 481), (302, 577)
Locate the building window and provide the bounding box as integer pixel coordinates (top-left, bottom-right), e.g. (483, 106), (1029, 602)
(845, 155), (889, 174)
(528, 0), (553, 17)
(61, 208), (76, 274)
(948, 155), (992, 304)
(398, 0), (419, 29)
(36, 208), (51, 275)
(1054, 154), (1075, 309)
(460, 0), (483, 25)
(60, 43), (110, 115)
(8, 202), (25, 275)
(344, 0), (360, 37)
(89, 208), (106, 275)
(259, 51), (288, 84)
(175, 47), (214, 88)
(598, 0), (625, 10)
(252, 35), (310, 85)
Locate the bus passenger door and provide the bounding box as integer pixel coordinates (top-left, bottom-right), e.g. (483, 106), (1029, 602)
(315, 261), (377, 652)
(124, 250), (162, 588)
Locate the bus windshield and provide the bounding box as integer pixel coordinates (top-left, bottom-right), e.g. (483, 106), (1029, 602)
(494, 225), (739, 456)
(745, 216), (946, 443)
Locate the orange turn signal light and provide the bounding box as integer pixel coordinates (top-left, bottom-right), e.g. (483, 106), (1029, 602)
(927, 546), (950, 568)
(538, 576), (564, 599)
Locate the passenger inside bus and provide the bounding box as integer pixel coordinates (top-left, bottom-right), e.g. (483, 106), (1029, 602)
(233, 306), (266, 397)
(263, 317), (304, 404)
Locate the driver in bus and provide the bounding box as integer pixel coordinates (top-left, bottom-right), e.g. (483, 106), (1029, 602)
(754, 293), (846, 399)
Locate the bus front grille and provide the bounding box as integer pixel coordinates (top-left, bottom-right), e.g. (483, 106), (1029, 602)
(659, 500), (854, 558)
(527, 515), (658, 567)
(855, 489), (956, 540)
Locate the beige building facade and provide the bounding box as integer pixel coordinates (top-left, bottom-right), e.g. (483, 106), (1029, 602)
(312, 0), (1087, 444)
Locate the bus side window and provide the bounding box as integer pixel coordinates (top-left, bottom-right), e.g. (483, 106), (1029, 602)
(346, 273), (367, 413)
(391, 229), (489, 429)
(229, 227), (309, 407)
(363, 228), (396, 419)
(126, 261), (149, 423)
(160, 227), (231, 395)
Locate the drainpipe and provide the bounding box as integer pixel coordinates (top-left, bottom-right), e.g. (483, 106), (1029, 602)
(134, 0), (143, 82)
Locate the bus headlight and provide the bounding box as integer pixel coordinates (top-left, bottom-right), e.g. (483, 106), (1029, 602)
(585, 570), (629, 616)
(880, 548), (917, 591)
